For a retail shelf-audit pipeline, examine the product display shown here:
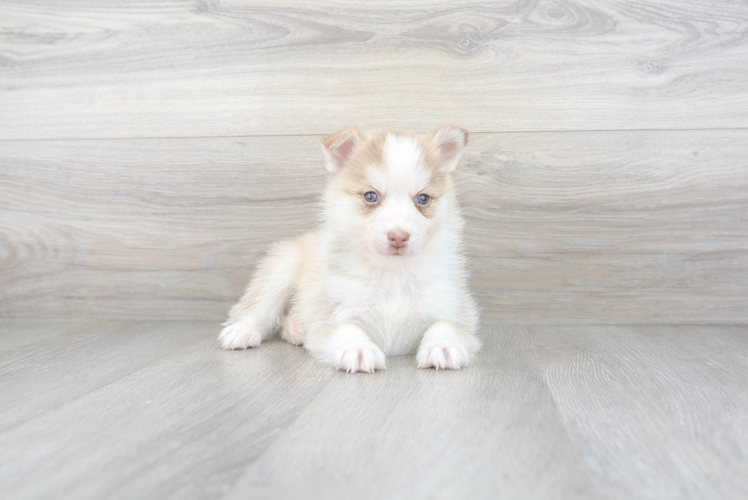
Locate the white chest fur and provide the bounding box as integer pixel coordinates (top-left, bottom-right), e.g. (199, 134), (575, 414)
(324, 265), (453, 355)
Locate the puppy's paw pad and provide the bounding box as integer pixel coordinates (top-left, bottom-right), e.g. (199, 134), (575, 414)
(284, 315), (303, 345)
(335, 344), (386, 374)
(218, 320), (262, 350)
(416, 343), (469, 370)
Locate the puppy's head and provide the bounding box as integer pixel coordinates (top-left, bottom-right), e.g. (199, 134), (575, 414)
(321, 126), (468, 263)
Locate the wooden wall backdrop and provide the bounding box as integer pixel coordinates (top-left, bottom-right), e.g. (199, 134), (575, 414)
(1, 0), (747, 323)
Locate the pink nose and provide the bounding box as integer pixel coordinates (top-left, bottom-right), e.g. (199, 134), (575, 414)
(388, 229), (410, 248)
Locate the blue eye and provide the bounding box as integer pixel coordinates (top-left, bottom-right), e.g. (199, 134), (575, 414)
(417, 194), (430, 205)
(364, 192), (378, 203)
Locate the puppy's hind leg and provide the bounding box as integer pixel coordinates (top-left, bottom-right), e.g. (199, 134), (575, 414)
(281, 311), (303, 346)
(219, 239), (303, 350)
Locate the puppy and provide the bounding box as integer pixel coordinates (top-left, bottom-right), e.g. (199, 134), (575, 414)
(218, 126), (480, 373)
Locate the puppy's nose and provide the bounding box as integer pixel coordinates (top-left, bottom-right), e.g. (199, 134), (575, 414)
(388, 229), (410, 248)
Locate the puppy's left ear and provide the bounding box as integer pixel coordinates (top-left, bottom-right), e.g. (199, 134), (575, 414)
(428, 126), (469, 172)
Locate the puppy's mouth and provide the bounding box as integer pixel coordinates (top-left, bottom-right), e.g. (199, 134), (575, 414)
(377, 247), (419, 261)
(387, 247), (409, 257)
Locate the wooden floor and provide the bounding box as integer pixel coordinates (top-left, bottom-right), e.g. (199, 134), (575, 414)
(1, 320), (746, 499)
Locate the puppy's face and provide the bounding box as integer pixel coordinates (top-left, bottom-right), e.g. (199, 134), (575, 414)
(322, 126), (467, 263)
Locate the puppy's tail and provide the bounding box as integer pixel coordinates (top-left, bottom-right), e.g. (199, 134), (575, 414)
(227, 235), (309, 340)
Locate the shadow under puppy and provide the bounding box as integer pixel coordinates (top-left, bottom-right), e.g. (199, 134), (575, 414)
(219, 126), (481, 373)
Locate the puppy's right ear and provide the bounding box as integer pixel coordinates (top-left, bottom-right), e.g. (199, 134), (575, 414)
(321, 128), (363, 173)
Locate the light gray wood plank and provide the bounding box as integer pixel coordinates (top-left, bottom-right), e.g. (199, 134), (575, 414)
(0, 318), (102, 355)
(0, 135), (327, 320)
(0, 319), (210, 433)
(0, 321), (335, 500)
(1, 1), (748, 139)
(528, 325), (748, 500)
(1, 130), (746, 322)
(465, 131), (748, 323)
(2, 321), (747, 499)
(224, 325), (610, 500)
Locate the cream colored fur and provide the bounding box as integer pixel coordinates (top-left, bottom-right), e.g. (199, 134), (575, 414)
(219, 126), (481, 373)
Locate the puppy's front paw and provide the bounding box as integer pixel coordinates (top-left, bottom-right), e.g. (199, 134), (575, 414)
(417, 342), (470, 370)
(334, 343), (386, 374)
(218, 318), (262, 350)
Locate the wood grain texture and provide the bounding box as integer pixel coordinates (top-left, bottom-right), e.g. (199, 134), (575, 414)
(225, 324), (609, 500)
(1, 0), (748, 139)
(1, 130), (746, 322)
(0, 317), (103, 354)
(0, 319), (209, 433)
(2, 320), (747, 499)
(528, 325), (748, 500)
(0, 319), (336, 500)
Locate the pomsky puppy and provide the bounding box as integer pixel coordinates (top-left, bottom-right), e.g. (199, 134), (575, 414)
(219, 126), (480, 373)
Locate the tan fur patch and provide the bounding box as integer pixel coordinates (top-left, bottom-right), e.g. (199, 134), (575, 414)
(328, 130), (387, 215)
(417, 134), (453, 218)
(325, 127), (465, 218)
(322, 127), (365, 151)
